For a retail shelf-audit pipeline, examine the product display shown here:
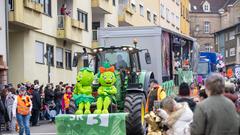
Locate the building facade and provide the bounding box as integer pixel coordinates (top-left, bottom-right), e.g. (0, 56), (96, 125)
(159, 0), (181, 33)
(215, 0), (240, 69)
(6, 0), (191, 86)
(0, 0), (8, 84)
(8, 0), (91, 86)
(189, 0), (238, 52)
(180, 0), (190, 35)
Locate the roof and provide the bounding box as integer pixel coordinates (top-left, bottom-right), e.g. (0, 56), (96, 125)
(190, 0), (238, 13)
(215, 23), (240, 33)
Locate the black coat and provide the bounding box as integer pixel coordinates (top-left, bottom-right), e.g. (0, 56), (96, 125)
(0, 98), (5, 124)
(32, 89), (41, 110)
(44, 88), (54, 103)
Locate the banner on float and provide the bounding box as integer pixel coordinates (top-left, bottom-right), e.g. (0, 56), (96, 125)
(55, 113), (127, 135)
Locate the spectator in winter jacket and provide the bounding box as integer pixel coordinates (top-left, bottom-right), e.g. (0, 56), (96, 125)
(44, 84), (55, 104)
(54, 85), (63, 114)
(12, 86), (32, 135)
(145, 79), (166, 113)
(0, 96), (5, 133)
(1, 88), (10, 130)
(191, 73), (239, 135)
(62, 86), (72, 114)
(5, 88), (16, 131)
(31, 85), (41, 126)
(158, 97), (193, 135)
(175, 82), (196, 112)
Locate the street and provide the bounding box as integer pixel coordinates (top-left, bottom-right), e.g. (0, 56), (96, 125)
(2, 121), (56, 135)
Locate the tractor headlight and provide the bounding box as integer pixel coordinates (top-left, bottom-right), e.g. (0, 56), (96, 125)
(129, 47), (134, 51)
(93, 49), (98, 53)
(122, 47), (127, 51)
(98, 48), (103, 52)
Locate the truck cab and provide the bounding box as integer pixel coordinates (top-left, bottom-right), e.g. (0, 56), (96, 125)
(197, 52), (217, 80)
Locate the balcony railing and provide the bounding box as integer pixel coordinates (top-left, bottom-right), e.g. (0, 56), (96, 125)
(57, 15), (84, 43)
(8, 0), (43, 29)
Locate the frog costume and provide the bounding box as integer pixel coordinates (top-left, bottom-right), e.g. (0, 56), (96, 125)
(73, 67), (94, 114)
(94, 63), (117, 114)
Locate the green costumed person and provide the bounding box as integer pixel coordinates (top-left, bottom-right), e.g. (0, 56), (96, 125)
(73, 67), (95, 114)
(94, 63), (117, 114)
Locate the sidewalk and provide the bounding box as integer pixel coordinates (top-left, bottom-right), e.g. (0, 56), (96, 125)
(1, 120), (56, 135)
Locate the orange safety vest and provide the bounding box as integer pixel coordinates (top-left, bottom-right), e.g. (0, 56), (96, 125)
(17, 95), (31, 116)
(145, 85), (166, 113)
(63, 93), (71, 109)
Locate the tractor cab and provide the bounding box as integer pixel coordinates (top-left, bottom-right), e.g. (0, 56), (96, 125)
(92, 46), (150, 84)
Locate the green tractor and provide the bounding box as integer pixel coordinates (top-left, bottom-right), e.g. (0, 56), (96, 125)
(73, 45), (154, 135)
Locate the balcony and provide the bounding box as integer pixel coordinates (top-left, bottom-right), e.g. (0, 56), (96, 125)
(57, 15), (84, 43)
(8, 0), (43, 29)
(118, 5), (134, 26)
(91, 0), (112, 14)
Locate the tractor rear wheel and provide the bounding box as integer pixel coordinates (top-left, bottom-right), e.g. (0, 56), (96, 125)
(124, 93), (146, 135)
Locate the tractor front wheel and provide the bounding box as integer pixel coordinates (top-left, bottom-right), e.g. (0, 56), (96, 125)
(124, 93), (146, 135)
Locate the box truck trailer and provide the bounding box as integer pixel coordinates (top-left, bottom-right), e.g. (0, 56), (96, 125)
(97, 26), (198, 84)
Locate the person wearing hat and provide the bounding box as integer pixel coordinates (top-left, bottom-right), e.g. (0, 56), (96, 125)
(12, 86), (32, 135)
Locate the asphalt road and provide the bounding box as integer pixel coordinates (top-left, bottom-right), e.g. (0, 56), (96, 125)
(2, 120), (56, 135)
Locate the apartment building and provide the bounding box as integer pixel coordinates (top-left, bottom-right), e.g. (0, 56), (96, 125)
(0, 1), (8, 84)
(92, 0), (160, 47)
(180, 0), (190, 35)
(6, 0), (190, 85)
(8, 0), (91, 85)
(214, 0), (240, 69)
(189, 0), (238, 52)
(159, 0), (181, 33)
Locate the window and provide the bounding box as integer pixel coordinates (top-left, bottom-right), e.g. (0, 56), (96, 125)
(140, 4), (144, 16)
(195, 25), (200, 32)
(131, 3), (136, 12)
(9, 0), (14, 11)
(77, 10), (88, 31)
(147, 10), (151, 22)
(203, 2), (210, 12)
(43, 0), (51, 16)
(226, 50), (228, 57)
(176, 16), (180, 27)
(65, 50), (72, 70)
(35, 41), (44, 64)
(153, 14), (157, 24)
(181, 3), (183, 16)
(182, 6), (186, 18)
(205, 44), (211, 52)
(229, 31), (235, 40)
(160, 4), (165, 18)
(171, 12), (175, 25)
(56, 47), (63, 68)
(46, 45), (54, 66)
(166, 8), (170, 22)
(204, 21), (210, 33)
(230, 48), (236, 56)
(112, 0), (116, 6)
(176, 0), (180, 5)
(225, 33), (229, 41)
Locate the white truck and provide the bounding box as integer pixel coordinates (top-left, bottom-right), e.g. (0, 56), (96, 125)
(98, 26), (199, 84)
